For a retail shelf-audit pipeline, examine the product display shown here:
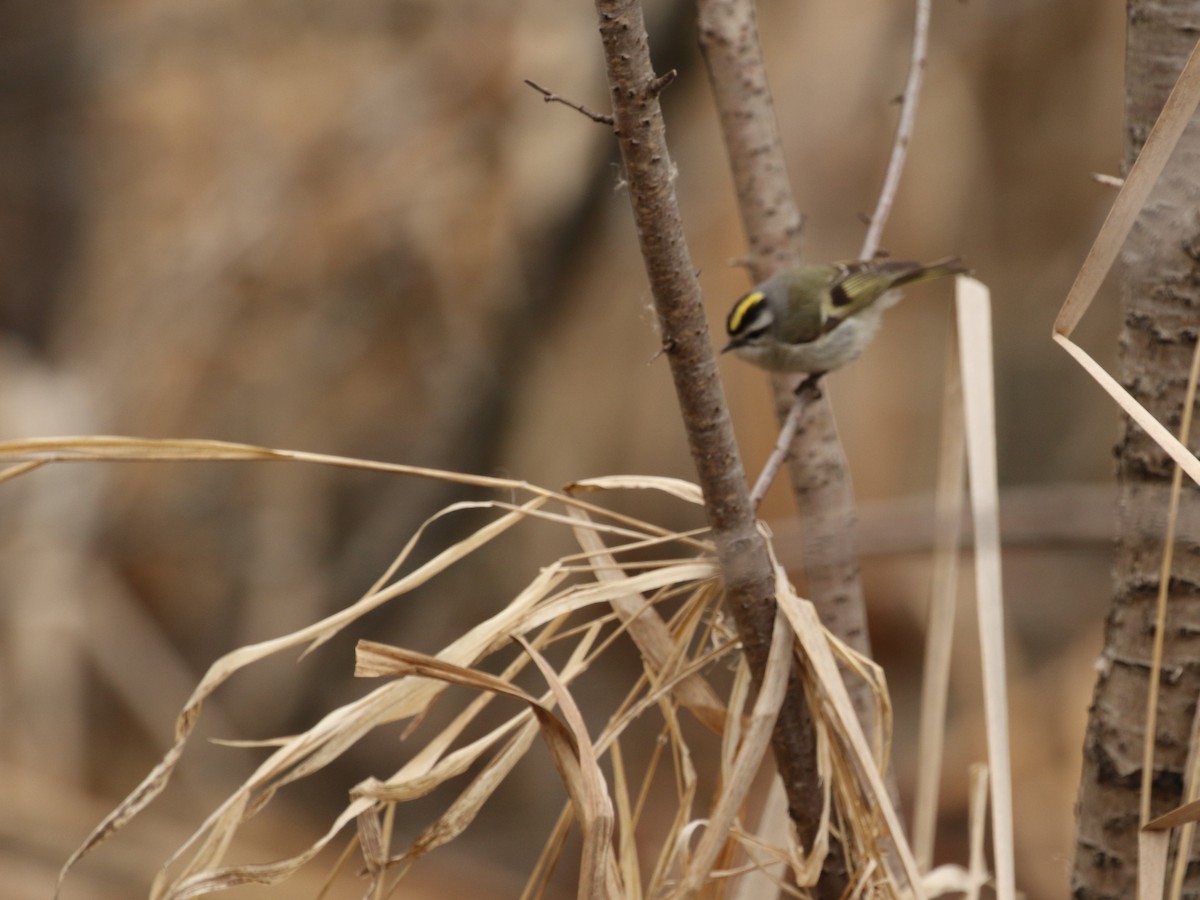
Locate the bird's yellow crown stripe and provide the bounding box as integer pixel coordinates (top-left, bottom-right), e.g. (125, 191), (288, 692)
(727, 291), (765, 333)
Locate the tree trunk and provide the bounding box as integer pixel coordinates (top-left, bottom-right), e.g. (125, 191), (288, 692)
(1073, 3), (1200, 897)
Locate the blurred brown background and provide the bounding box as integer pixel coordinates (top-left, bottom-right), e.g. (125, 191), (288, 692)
(1, 0), (1125, 896)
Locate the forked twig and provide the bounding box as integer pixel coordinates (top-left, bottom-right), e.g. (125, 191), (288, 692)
(524, 79), (614, 126)
(749, 378), (822, 503)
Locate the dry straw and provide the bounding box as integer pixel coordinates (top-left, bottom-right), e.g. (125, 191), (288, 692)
(14, 437), (926, 898)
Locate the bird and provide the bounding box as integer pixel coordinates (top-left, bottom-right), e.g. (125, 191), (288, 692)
(721, 256), (967, 374)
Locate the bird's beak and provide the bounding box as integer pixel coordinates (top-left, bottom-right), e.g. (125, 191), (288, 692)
(719, 338), (737, 354)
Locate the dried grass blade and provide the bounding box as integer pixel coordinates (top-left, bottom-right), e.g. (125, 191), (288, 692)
(956, 276), (1014, 900)
(730, 777), (788, 900)
(720, 650), (754, 777)
(1054, 334), (1200, 485)
(169, 791), (248, 887)
(965, 764), (989, 900)
(818, 628), (892, 775)
(357, 638), (618, 894)
(1139, 828), (1171, 900)
(1054, 36), (1200, 337)
(566, 504), (726, 733)
(648, 702), (700, 896)
(522, 804), (573, 900)
(567, 474), (705, 506)
(316, 834), (361, 900)
(154, 798), (371, 900)
(678, 606), (792, 896)
(187, 554), (570, 846)
(43, 442), (747, 898)
(56, 740), (187, 897)
(517, 562), (717, 635)
(1168, 675), (1200, 898)
(377, 622), (570, 793)
(351, 710), (529, 805)
(356, 805), (387, 882)
(0, 459), (46, 483)
(0, 435), (546, 495)
(404, 723), (542, 863)
(515, 634), (619, 900)
(59, 502), (550, 892)
(776, 587), (922, 897)
(1142, 335), (1200, 832)
(155, 679), (437, 875)
(1146, 796), (1200, 831)
(0, 435), (286, 461)
(375, 803), (398, 900)
(913, 322), (966, 870)
(357, 640), (541, 697)
(610, 738), (644, 900)
(305, 497), (552, 656)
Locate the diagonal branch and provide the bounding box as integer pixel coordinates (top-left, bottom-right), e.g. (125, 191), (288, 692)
(590, 0), (827, 877)
(861, 0), (933, 261)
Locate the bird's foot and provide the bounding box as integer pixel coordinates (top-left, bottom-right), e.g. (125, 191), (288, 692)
(793, 373), (825, 401)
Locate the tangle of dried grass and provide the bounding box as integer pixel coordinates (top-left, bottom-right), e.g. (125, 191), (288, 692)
(9, 438), (932, 898)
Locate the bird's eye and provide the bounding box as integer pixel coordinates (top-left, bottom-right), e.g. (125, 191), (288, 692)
(745, 326), (770, 343)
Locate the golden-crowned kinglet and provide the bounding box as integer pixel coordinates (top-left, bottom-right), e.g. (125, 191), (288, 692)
(722, 256), (967, 374)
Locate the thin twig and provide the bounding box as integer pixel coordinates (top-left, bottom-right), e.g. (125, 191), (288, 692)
(524, 79), (614, 126)
(749, 0), (935, 505)
(861, 0), (932, 261)
(749, 380), (819, 506)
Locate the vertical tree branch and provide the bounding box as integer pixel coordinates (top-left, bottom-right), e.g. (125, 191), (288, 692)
(697, 3), (938, 890)
(695, 0), (803, 284)
(697, 0), (879, 791)
(701, 0), (938, 726)
(695, 0), (876, 657)
(694, 2), (867, 895)
(591, 0), (828, 878)
(1072, 2), (1200, 896)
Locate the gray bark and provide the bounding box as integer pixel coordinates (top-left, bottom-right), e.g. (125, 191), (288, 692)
(1073, 3), (1200, 897)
